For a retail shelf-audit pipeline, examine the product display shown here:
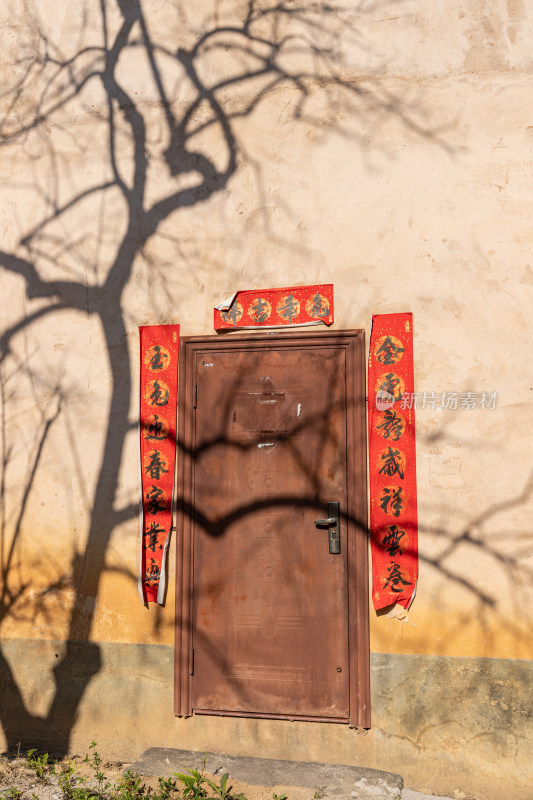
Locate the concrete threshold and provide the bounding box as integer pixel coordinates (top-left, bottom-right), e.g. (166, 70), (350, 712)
(131, 748), (404, 800)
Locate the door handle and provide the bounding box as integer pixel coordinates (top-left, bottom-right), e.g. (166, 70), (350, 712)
(314, 502), (340, 554)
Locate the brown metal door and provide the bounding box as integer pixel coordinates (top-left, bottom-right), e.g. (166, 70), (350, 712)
(190, 342), (351, 719)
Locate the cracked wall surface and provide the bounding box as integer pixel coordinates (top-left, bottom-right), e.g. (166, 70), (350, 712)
(1, 642), (531, 798)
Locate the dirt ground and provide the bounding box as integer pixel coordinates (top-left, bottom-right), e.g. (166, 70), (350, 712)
(0, 754), (317, 800)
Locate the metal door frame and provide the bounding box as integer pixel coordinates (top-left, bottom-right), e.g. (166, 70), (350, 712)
(174, 329), (370, 728)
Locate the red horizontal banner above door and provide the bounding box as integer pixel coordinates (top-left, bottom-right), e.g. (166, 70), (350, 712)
(214, 284), (334, 330)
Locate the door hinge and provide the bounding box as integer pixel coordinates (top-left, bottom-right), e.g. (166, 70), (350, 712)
(193, 384), (198, 409)
(189, 648), (195, 676)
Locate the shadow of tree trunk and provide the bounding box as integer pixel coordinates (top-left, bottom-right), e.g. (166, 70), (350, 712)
(0, 0), (461, 754)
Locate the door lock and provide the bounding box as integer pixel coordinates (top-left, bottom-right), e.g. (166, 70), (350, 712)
(314, 501), (340, 554)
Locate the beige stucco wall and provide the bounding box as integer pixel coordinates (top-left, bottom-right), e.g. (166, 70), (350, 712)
(0, 1), (532, 796)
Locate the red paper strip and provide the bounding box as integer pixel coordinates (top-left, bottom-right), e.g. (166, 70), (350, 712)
(368, 313), (418, 610)
(139, 324), (179, 603)
(214, 284), (333, 330)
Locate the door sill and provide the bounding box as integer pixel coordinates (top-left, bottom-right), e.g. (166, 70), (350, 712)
(193, 709), (350, 723)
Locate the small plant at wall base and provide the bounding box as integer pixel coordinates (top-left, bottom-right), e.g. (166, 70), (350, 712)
(174, 767), (207, 800)
(26, 750), (51, 780)
(202, 773), (247, 800)
(0, 790), (22, 800)
(84, 742), (112, 798)
(174, 763), (248, 800)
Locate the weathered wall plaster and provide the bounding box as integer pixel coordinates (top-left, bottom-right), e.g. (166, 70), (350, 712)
(1, 642), (531, 800)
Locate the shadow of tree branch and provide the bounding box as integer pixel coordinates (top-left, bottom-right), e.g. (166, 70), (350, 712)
(0, 0), (467, 753)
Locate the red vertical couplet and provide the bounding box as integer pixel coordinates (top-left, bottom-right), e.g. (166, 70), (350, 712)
(139, 325), (179, 603)
(368, 313), (418, 610)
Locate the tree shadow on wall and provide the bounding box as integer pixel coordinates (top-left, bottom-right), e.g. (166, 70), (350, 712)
(0, 0), (456, 754)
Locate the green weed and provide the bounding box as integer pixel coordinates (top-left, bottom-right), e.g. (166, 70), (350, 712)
(173, 759), (247, 800)
(54, 758), (90, 800)
(0, 789), (23, 800)
(26, 749), (51, 780)
(84, 741), (112, 797)
(174, 767), (208, 800)
(202, 773), (246, 800)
